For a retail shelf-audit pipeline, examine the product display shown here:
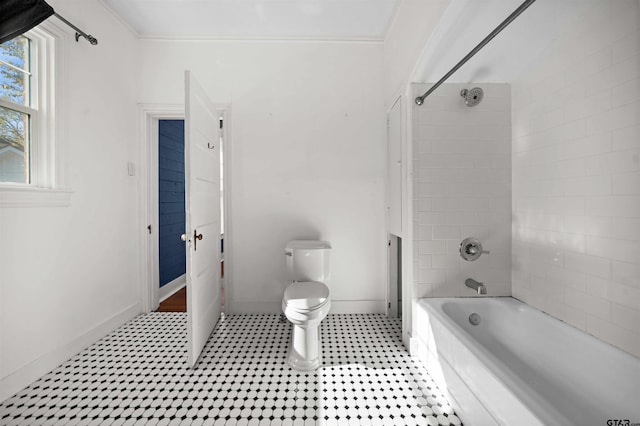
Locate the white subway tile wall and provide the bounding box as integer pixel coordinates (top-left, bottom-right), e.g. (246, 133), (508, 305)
(412, 83), (512, 300)
(512, 1), (640, 357)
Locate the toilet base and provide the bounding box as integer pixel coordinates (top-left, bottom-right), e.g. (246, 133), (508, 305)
(287, 322), (322, 371)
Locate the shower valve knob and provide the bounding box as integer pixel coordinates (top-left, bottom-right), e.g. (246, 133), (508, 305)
(460, 237), (489, 262)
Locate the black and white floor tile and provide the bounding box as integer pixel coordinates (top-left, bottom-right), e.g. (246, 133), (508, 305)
(0, 313), (462, 426)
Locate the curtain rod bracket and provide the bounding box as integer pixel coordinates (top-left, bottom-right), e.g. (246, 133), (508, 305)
(54, 13), (98, 45)
(74, 32), (98, 45)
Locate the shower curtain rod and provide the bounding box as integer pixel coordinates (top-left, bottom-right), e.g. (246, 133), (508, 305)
(53, 12), (98, 45)
(414, 0), (536, 106)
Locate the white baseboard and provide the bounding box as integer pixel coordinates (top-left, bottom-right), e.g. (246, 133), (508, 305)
(228, 299), (385, 314)
(408, 335), (419, 356)
(229, 301), (281, 313)
(0, 303), (141, 403)
(159, 274), (186, 302)
(330, 300), (385, 314)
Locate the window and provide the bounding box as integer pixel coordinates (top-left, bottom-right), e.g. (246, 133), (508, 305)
(0, 23), (70, 207)
(0, 35), (33, 184)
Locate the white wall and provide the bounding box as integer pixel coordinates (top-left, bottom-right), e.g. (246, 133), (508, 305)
(137, 41), (388, 313)
(512, 0), (640, 357)
(411, 83), (511, 305)
(0, 1), (141, 401)
(383, 0), (448, 107)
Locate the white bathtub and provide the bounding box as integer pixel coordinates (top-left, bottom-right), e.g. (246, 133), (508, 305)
(416, 297), (640, 426)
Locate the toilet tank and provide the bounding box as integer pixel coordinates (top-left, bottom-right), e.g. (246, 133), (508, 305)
(285, 240), (331, 282)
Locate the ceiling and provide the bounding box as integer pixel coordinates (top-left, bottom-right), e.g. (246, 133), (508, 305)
(101, 0), (401, 40)
(412, 0), (601, 83)
(100, 0), (601, 83)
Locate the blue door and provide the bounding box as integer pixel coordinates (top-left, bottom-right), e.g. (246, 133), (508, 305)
(158, 120), (186, 287)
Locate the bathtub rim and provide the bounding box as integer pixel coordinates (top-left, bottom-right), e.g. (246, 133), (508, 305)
(418, 296), (574, 425)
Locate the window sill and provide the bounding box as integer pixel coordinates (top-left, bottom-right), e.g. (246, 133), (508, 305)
(0, 185), (73, 208)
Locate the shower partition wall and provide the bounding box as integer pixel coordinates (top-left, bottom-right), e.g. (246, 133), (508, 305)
(410, 83), (512, 307)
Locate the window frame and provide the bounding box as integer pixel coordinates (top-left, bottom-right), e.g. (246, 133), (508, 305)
(0, 21), (71, 207)
(0, 35), (36, 185)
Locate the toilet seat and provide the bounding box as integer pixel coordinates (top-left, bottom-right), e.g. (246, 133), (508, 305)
(283, 281), (329, 311)
(281, 280), (331, 371)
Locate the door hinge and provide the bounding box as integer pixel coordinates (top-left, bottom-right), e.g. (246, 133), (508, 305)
(147, 225), (152, 234)
(388, 302), (391, 309)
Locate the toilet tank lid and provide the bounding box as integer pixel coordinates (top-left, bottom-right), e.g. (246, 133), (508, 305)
(285, 240), (331, 250)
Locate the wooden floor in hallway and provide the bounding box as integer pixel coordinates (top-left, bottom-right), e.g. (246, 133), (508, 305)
(157, 287), (187, 312)
(156, 284), (224, 313)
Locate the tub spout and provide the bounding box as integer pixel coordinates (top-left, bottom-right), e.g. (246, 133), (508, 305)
(465, 278), (486, 295)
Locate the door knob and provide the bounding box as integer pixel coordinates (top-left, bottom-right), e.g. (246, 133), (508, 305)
(181, 234), (188, 242)
(193, 229), (203, 251)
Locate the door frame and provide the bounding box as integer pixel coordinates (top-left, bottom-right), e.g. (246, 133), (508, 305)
(137, 103), (233, 313)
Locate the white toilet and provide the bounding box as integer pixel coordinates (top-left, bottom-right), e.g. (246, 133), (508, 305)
(281, 240), (331, 371)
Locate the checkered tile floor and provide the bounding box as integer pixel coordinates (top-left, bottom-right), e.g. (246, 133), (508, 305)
(0, 313), (462, 425)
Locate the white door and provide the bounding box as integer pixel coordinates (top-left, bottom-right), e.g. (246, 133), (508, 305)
(184, 70), (221, 367)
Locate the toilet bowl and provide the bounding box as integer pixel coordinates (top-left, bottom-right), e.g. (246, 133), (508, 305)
(281, 240), (332, 371)
(282, 281), (330, 370)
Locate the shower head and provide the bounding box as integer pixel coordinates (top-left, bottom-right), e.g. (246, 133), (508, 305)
(460, 87), (484, 107)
